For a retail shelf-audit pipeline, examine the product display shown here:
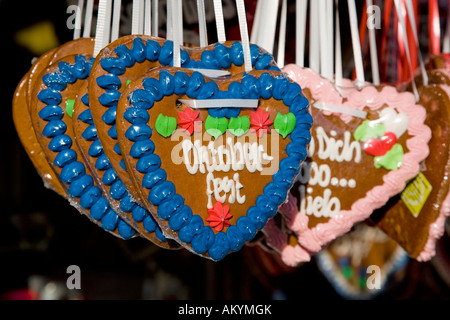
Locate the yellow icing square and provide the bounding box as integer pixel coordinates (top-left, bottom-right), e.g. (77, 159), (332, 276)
(400, 173), (432, 218)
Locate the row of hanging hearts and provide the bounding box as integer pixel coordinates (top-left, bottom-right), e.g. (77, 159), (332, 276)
(13, 0), (315, 262)
(253, 0), (450, 284)
(12, 0), (450, 266)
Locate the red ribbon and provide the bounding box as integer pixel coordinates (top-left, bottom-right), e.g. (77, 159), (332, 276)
(429, 0), (441, 55)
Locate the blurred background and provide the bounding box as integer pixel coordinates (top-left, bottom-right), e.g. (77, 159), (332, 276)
(2, 0), (450, 300)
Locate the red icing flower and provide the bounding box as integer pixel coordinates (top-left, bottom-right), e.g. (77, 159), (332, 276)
(177, 107), (203, 135)
(206, 201), (232, 232)
(250, 108), (273, 138)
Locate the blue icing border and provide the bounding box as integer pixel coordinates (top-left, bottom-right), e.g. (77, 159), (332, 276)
(95, 37), (281, 163)
(123, 70), (312, 261)
(37, 55), (136, 240)
(77, 93), (170, 243)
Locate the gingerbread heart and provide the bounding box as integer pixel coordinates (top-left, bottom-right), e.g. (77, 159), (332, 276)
(281, 65), (431, 255)
(72, 81), (179, 248)
(316, 223), (409, 300)
(30, 54), (137, 239)
(88, 35), (280, 215)
(116, 67), (312, 261)
(13, 38), (97, 198)
(371, 83), (450, 261)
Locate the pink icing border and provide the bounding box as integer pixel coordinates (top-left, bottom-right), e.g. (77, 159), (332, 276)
(417, 83), (450, 261)
(262, 193), (312, 266)
(280, 65), (432, 255)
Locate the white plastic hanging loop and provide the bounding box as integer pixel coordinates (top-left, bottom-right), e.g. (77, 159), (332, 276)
(111, 0), (122, 41)
(235, 0), (252, 73)
(152, 0), (159, 37)
(82, 0), (94, 38)
(394, 0), (419, 101)
(197, 0), (208, 47)
(309, 1), (320, 73)
(366, 0), (380, 85)
(444, 4), (450, 53)
(277, 0), (288, 68)
(171, 0), (182, 68)
(295, 0), (308, 67)
(334, 0), (343, 88)
(213, 0), (227, 43)
(132, 0), (144, 35)
(347, 0), (365, 89)
(144, 0), (152, 36)
(73, 0), (84, 40)
(94, 0), (112, 57)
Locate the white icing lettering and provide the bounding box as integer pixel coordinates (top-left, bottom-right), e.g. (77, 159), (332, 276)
(183, 139), (271, 208)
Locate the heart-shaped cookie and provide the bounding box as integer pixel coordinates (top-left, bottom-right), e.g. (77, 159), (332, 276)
(116, 67), (312, 260)
(371, 83), (450, 261)
(88, 35), (280, 214)
(14, 38), (97, 198)
(316, 223), (409, 300)
(30, 54), (137, 239)
(281, 65), (431, 255)
(72, 81), (179, 248)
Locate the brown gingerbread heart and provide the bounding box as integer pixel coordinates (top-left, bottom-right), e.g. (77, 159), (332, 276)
(116, 67), (312, 261)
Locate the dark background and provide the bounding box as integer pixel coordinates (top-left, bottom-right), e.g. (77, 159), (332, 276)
(1, 0), (450, 300)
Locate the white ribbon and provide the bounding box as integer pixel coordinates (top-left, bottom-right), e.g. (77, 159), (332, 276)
(213, 0), (226, 42)
(347, 0), (365, 89)
(197, 0), (208, 47)
(179, 99), (259, 109)
(314, 101), (368, 119)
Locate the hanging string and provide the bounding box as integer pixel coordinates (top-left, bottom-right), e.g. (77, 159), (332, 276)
(172, 0), (182, 68)
(132, 0), (144, 35)
(444, 4), (450, 53)
(73, 0), (84, 40)
(276, 0), (288, 67)
(197, 0), (208, 47)
(213, 0), (227, 42)
(250, 0), (263, 44)
(296, 0), (308, 67)
(166, 0), (173, 40)
(367, 0), (380, 85)
(111, 0), (122, 42)
(144, 0), (152, 36)
(94, 0), (112, 57)
(309, 1), (320, 73)
(347, 0), (365, 88)
(394, 0), (419, 101)
(319, 0), (333, 80)
(236, 0), (252, 72)
(152, 0), (158, 37)
(82, 0), (94, 38)
(335, 0), (343, 88)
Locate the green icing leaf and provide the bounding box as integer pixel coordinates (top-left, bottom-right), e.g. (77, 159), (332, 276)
(274, 113), (296, 138)
(374, 144), (404, 170)
(66, 99), (75, 118)
(155, 114), (177, 138)
(205, 116), (228, 139)
(354, 120), (385, 142)
(228, 116), (250, 137)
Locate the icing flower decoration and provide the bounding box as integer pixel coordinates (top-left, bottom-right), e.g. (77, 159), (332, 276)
(177, 107), (203, 136)
(250, 108), (273, 138)
(206, 201), (232, 232)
